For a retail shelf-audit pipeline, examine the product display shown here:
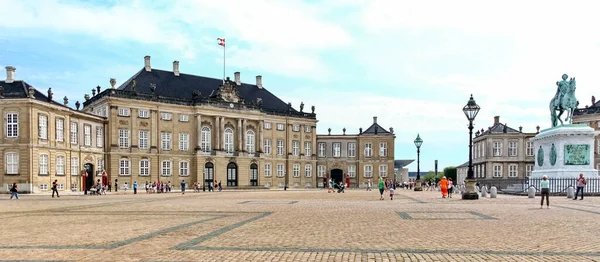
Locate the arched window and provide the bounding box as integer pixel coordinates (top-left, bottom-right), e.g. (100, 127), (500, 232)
(246, 130), (255, 153)
(227, 162), (238, 186)
(224, 128), (234, 153)
(250, 163), (258, 186)
(201, 127), (211, 152)
(204, 162), (214, 186)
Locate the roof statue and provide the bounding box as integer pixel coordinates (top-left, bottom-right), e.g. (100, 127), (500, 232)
(550, 73), (578, 127)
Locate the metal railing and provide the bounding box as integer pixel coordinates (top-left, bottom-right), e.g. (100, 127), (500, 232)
(476, 178), (600, 193)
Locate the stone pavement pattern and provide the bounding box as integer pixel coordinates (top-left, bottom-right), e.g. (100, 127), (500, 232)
(1, 189), (600, 261)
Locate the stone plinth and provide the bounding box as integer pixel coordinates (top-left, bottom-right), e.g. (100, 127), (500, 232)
(530, 124), (599, 180)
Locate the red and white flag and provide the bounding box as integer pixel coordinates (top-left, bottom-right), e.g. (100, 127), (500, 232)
(217, 38), (225, 47)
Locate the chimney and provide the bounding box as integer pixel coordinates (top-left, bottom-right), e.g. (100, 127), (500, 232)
(173, 61), (179, 76)
(494, 116), (500, 125)
(5, 66), (15, 83)
(234, 72), (241, 85)
(536, 125), (540, 134)
(373, 116), (378, 124)
(256, 75), (263, 89)
(144, 56), (151, 72)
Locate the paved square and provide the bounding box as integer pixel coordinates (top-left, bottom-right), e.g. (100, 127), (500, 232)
(1, 189), (600, 261)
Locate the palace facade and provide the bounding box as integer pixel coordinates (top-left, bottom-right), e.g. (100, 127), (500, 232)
(1, 57), (396, 192)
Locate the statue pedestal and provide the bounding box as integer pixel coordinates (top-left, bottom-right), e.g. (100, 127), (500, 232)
(530, 125), (599, 190)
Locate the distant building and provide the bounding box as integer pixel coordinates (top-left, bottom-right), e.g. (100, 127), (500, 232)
(456, 161), (468, 184)
(472, 116), (538, 180)
(394, 159), (414, 183)
(573, 96), (600, 170)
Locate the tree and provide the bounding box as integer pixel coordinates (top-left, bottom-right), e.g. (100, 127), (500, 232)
(443, 166), (457, 182)
(422, 171), (436, 182)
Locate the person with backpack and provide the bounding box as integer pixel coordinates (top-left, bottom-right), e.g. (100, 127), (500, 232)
(52, 179), (59, 198)
(574, 173), (587, 200)
(10, 183), (18, 200)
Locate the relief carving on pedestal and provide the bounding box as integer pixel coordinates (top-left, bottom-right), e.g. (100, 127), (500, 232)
(304, 135), (311, 139)
(140, 121), (149, 127)
(119, 120), (129, 125)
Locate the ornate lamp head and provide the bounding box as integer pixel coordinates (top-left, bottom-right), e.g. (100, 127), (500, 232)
(462, 94), (480, 121)
(414, 134), (423, 149)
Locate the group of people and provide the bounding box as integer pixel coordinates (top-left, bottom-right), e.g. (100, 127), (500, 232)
(193, 180), (222, 192)
(326, 178), (345, 193)
(539, 173), (588, 209)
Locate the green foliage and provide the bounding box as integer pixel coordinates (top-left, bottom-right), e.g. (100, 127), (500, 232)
(443, 166), (457, 182)
(422, 171), (436, 182)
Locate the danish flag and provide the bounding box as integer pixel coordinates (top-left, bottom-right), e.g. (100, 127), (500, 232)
(217, 38), (225, 47)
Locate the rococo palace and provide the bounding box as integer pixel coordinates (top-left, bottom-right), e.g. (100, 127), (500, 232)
(0, 56), (395, 193)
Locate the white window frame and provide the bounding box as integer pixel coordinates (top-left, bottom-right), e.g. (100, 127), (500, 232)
(493, 141), (502, 156)
(526, 164), (533, 178)
(200, 127), (211, 152)
(179, 161), (189, 176)
(96, 126), (103, 147)
(118, 108), (131, 116)
(139, 159), (150, 176)
(224, 128), (234, 153)
(508, 141), (518, 156)
(161, 132), (172, 151)
(264, 139), (271, 155)
(482, 142), (485, 157)
(160, 112), (172, 120)
(364, 165), (373, 178)
(118, 129), (130, 148)
(379, 142), (388, 157)
(304, 125), (312, 133)
(84, 125), (91, 146)
(246, 130), (255, 153)
(264, 163), (272, 177)
(508, 164), (518, 177)
(317, 165), (326, 178)
(161, 160), (172, 176)
(264, 122), (272, 129)
(292, 140), (299, 156)
(6, 113), (18, 138)
(70, 122), (78, 144)
(293, 164), (300, 177)
(276, 123), (285, 131)
(56, 156), (65, 175)
(71, 157), (79, 176)
(348, 142), (356, 157)
(304, 142), (311, 156)
(55, 118), (64, 142)
(179, 133), (189, 151)
(333, 143), (341, 157)
(379, 164), (388, 178)
(139, 130), (149, 149)
(138, 109), (149, 118)
(38, 114), (48, 139)
(348, 165), (356, 178)
(179, 114), (189, 122)
(318, 143), (326, 157)
(276, 163), (284, 177)
(57, 184), (64, 190)
(119, 158), (130, 176)
(39, 184), (48, 191)
(292, 124), (300, 132)
(493, 164), (502, 178)
(5, 152), (18, 174)
(97, 158), (104, 173)
(39, 154), (48, 175)
(364, 143), (373, 157)
(276, 139), (284, 156)
(305, 164), (312, 177)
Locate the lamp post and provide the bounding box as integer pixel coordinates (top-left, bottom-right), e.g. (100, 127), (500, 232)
(462, 94), (480, 200)
(414, 134), (423, 191)
(202, 171), (206, 192)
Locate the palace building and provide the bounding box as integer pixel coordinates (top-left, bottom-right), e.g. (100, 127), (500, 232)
(0, 57), (396, 192)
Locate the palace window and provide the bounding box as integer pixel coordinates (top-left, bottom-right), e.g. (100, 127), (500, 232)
(56, 118), (64, 141)
(292, 141), (299, 156)
(179, 133), (189, 151)
(119, 129), (130, 148)
(364, 143), (373, 157)
(161, 160), (172, 176)
(264, 163), (272, 177)
(119, 158), (130, 176)
(38, 114), (48, 139)
(139, 159), (149, 176)
(493, 141), (502, 156)
(201, 127), (211, 152)
(364, 165), (373, 178)
(56, 156), (65, 175)
(138, 109), (149, 118)
(118, 107), (130, 116)
(293, 164), (300, 177)
(264, 122), (272, 129)
(39, 154), (48, 175)
(508, 164), (518, 177)
(96, 126), (103, 147)
(493, 164), (502, 178)
(304, 125), (312, 133)
(264, 139), (271, 155)
(276, 163), (284, 177)
(97, 158), (104, 173)
(508, 141), (518, 156)
(276, 123), (285, 131)
(246, 130), (255, 153)
(305, 164), (312, 177)
(161, 132), (172, 151)
(304, 142), (311, 156)
(317, 165), (326, 177)
(179, 161), (189, 176)
(379, 165), (388, 178)
(348, 142), (356, 157)
(6, 113), (18, 138)
(348, 165), (356, 178)
(526, 164), (533, 178)
(70, 122), (78, 144)
(5, 152), (18, 174)
(160, 112), (172, 120)
(333, 143), (341, 157)
(224, 128), (234, 153)
(318, 143), (326, 157)
(292, 124), (300, 132)
(179, 114), (189, 122)
(84, 125), (91, 146)
(71, 157), (78, 176)
(379, 142), (388, 157)
(276, 140), (284, 156)
(139, 130), (149, 149)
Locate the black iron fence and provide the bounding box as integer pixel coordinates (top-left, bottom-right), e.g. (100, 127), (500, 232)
(476, 178), (600, 193)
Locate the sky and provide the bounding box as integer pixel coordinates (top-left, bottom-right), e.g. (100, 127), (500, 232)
(1, 0), (600, 172)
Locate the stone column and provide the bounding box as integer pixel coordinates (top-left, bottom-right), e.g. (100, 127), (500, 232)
(237, 118), (243, 151)
(215, 117), (221, 150)
(196, 114), (202, 148)
(243, 119), (248, 152)
(259, 120), (264, 152)
(220, 117), (225, 150)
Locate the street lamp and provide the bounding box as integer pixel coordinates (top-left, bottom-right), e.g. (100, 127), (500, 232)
(462, 94), (480, 200)
(414, 134), (423, 191)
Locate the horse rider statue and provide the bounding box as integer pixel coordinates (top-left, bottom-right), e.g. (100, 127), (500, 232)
(549, 73), (579, 127)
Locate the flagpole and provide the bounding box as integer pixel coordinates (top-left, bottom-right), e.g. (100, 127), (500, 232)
(223, 42), (226, 83)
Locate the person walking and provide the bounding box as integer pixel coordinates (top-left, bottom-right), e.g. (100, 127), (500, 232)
(448, 178), (454, 198)
(540, 175), (550, 209)
(378, 177), (385, 201)
(133, 181), (138, 194)
(9, 183), (19, 200)
(438, 176), (449, 198)
(52, 179), (60, 198)
(367, 179), (372, 191)
(574, 173), (587, 200)
(181, 180), (186, 195)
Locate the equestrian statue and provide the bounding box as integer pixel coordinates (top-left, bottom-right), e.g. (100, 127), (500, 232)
(549, 73), (579, 127)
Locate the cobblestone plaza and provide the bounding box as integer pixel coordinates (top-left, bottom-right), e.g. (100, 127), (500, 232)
(2, 190), (599, 261)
